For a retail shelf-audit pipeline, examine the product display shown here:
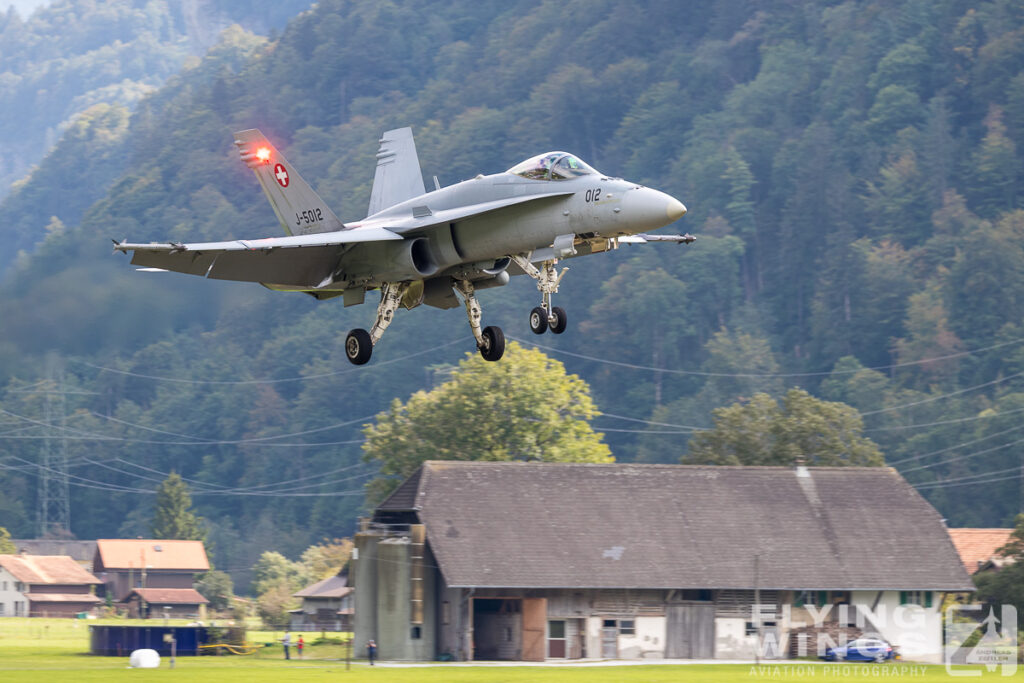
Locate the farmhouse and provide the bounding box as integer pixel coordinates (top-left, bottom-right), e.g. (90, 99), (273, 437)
(93, 539), (210, 617)
(0, 553), (101, 617)
(290, 572), (353, 631)
(352, 462), (973, 663)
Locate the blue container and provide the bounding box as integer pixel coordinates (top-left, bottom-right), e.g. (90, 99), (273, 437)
(89, 625), (208, 656)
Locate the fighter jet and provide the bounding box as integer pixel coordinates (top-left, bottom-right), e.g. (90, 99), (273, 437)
(115, 128), (692, 365)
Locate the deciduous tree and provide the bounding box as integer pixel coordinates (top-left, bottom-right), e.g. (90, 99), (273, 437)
(685, 389), (884, 467)
(362, 343), (611, 504)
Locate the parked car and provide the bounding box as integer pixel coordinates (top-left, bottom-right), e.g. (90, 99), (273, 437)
(822, 638), (895, 662)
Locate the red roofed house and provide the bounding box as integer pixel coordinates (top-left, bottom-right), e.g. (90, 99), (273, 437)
(948, 528), (1015, 574)
(0, 554), (102, 617)
(93, 539), (210, 618)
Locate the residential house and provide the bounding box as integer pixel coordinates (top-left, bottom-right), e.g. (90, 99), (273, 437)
(353, 462), (973, 663)
(948, 528), (1014, 574)
(290, 572), (353, 631)
(0, 554), (101, 617)
(93, 539), (210, 617)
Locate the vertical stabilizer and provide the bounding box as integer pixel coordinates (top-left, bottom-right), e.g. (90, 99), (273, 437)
(367, 127), (426, 217)
(234, 129), (344, 236)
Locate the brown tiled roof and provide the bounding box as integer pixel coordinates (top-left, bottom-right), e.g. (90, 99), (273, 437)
(948, 528), (1014, 573)
(27, 593), (102, 603)
(95, 540), (209, 571)
(294, 574), (351, 599)
(0, 554), (101, 585)
(125, 588), (208, 604)
(377, 462), (975, 591)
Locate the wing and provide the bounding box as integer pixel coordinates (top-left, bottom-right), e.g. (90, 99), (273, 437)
(367, 127), (426, 217)
(357, 191), (575, 234)
(114, 228), (401, 287)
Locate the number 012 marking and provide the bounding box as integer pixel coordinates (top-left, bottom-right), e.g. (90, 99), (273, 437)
(585, 188), (602, 203)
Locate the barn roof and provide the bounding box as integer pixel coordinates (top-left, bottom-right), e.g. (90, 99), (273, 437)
(294, 574), (351, 599)
(125, 588), (208, 604)
(376, 462), (974, 591)
(0, 554), (101, 585)
(95, 539), (209, 571)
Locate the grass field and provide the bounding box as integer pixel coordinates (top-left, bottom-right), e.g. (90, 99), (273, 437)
(0, 618), (1020, 682)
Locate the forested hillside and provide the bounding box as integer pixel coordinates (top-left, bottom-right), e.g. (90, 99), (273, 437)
(0, 0), (314, 270)
(2, 0), (1024, 589)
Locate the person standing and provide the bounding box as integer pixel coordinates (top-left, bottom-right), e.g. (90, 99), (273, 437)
(281, 631), (292, 660)
(297, 635), (304, 659)
(367, 639), (377, 666)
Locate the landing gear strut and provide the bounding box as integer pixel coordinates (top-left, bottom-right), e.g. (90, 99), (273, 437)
(344, 282), (407, 365)
(512, 255), (569, 335)
(456, 279), (505, 361)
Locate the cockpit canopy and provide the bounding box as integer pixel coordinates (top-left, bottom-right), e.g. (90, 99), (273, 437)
(508, 152), (598, 181)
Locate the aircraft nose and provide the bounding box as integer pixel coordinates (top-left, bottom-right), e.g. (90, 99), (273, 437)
(623, 187), (687, 231)
(667, 196), (687, 221)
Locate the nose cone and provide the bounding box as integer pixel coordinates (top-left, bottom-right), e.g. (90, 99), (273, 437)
(622, 187), (688, 232)
(667, 197), (687, 222)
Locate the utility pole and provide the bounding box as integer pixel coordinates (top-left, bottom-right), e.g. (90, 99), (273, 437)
(754, 553), (761, 665)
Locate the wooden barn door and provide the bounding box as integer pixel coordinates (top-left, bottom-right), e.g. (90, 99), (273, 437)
(666, 603), (714, 658)
(521, 598), (547, 661)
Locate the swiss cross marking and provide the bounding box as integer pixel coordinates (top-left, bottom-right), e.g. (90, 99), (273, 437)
(274, 164), (289, 187)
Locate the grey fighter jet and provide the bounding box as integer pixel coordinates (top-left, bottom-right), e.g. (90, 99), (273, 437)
(115, 128), (692, 365)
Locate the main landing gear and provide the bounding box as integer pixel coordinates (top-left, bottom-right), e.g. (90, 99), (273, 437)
(344, 279), (506, 365)
(512, 256), (568, 336)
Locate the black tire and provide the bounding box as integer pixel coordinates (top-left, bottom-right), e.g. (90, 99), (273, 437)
(550, 306), (568, 334)
(529, 307), (548, 334)
(345, 328), (372, 365)
(479, 325), (505, 361)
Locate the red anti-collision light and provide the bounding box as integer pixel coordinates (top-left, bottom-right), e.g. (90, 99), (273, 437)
(256, 147), (271, 163)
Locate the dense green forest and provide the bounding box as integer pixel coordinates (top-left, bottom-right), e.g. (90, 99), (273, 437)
(2, 0), (1024, 591)
(0, 0), (314, 270)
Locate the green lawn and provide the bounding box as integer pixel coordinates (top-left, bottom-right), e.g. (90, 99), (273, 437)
(0, 618), (1020, 682)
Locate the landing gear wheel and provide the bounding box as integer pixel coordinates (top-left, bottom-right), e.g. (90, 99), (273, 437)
(529, 307), (548, 334)
(549, 306), (568, 334)
(479, 325), (505, 362)
(345, 328), (372, 365)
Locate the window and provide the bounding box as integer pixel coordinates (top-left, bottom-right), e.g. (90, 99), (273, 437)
(793, 590), (828, 607)
(549, 621), (565, 639)
(618, 620), (636, 636)
(899, 591), (933, 608)
(0, 603), (4, 614)
(746, 621), (777, 636)
(410, 626), (421, 640)
(442, 601), (451, 625)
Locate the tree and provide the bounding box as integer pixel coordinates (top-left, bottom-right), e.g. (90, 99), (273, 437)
(151, 472), (206, 543)
(0, 526), (14, 554)
(300, 538), (353, 582)
(362, 343), (612, 504)
(685, 389), (884, 466)
(974, 513), (1024, 628)
(195, 569), (234, 611)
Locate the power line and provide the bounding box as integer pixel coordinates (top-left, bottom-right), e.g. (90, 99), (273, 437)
(509, 335), (1024, 379)
(69, 339), (463, 385)
(887, 422), (1024, 466)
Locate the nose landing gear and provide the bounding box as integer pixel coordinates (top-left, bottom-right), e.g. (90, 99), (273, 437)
(513, 255), (569, 336)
